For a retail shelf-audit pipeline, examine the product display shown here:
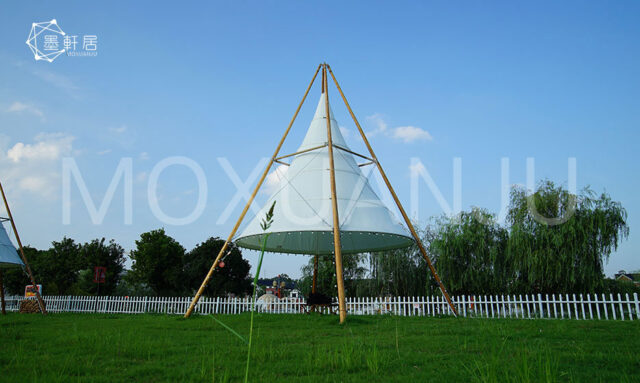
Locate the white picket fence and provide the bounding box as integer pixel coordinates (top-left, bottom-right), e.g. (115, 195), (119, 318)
(3, 293), (639, 320)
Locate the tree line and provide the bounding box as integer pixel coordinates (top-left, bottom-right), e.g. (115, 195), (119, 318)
(3, 181), (634, 298)
(298, 181), (635, 297)
(2, 229), (252, 297)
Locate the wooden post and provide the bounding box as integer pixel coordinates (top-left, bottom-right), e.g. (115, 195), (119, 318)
(322, 64), (347, 324)
(184, 64), (322, 318)
(0, 268), (5, 315)
(0, 181), (47, 314)
(327, 65), (458, 316)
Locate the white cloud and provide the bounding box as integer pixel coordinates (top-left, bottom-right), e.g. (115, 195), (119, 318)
(97, 149), (112, 155)
(7, 102), (29, 112)
(13, 60), (81, 98)
(7, 133), (74, 163)
(365, 114), (433, 144)
(106, 125), (136, 149)
(365, 113), (388, 137)
(109, 125), (127, 134)
(18, 176), (48, 192)
(0, 132), (75, 199)
(263, 164), (288, 194)
(31, 67), (80, 96)
(6, 101), (45, 121)
(392, 126), (433, 143)
(139, 152), (150, 160)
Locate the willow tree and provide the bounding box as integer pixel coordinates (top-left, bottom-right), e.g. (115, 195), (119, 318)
(506, 181), (628, 294)
(428, 209), (509, 295)
(365, 238), (431, 297)
(298, 254), (366, 297)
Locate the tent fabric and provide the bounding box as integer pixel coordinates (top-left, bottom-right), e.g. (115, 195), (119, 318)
(0, 223), (23, 268)
(235, 94), (414, 255)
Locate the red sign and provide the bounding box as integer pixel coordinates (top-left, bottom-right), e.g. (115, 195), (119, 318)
(94, 267), (107, 283)
(25, 284), (42, 298)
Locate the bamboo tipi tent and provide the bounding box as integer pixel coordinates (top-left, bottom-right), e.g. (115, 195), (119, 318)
(0, 181), (46, 315)
(185, 64), (457, 322)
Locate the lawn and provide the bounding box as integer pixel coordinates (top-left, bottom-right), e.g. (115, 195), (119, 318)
(1, 313), (638, 382)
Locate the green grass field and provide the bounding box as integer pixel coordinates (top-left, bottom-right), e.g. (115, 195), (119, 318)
(1, 313), (638, 382)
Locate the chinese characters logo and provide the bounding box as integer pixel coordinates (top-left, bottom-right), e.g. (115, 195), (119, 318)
(26, 19), (98, 62)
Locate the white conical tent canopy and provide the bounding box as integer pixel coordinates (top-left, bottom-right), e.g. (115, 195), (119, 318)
(0, 223), (24, 267)
(235, 94), (414, 255)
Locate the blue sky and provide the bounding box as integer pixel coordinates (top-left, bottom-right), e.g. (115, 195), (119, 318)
(0, 1), (638, 279)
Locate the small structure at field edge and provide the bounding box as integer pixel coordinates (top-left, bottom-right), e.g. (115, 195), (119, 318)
(0, 180), (46, 315)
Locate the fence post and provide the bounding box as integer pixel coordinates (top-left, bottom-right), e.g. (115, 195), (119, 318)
(537, 294), (543, 318)
(461, 295), (466, 317)
(618, 293), (624, 321)
(487, 295), (492, 318)
(610, 294), (616, 320)
(633, 293), (640, 321)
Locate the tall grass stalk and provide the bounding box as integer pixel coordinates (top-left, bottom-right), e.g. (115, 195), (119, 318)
(210, 316), (246, 344)
(244, 233), (269, 382)
(244, 201), (275, 383)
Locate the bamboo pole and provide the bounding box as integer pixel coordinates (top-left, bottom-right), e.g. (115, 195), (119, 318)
(184, 64), (322, 318)
(0, 181), (47, 314)
(332, 144), (374, 162)
(275, 144), (327, 161)
(327, 65), (458, 316)
(0, 269), (5, 315)
(323, 64), (347, 323)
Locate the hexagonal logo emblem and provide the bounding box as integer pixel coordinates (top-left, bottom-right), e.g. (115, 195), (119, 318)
(26, 19), (66, 62)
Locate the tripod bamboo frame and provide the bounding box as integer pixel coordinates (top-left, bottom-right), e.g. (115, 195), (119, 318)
(0, 180), (47, 315)
(184, 63), (458, 321)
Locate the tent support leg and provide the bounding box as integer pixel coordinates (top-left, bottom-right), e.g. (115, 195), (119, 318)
(184, 64), (322, 318)
(0, 181), (46, 315)
(327, 65), (458, 316)
(322, 64), (347, 324)
(0, 269), (5, 315)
